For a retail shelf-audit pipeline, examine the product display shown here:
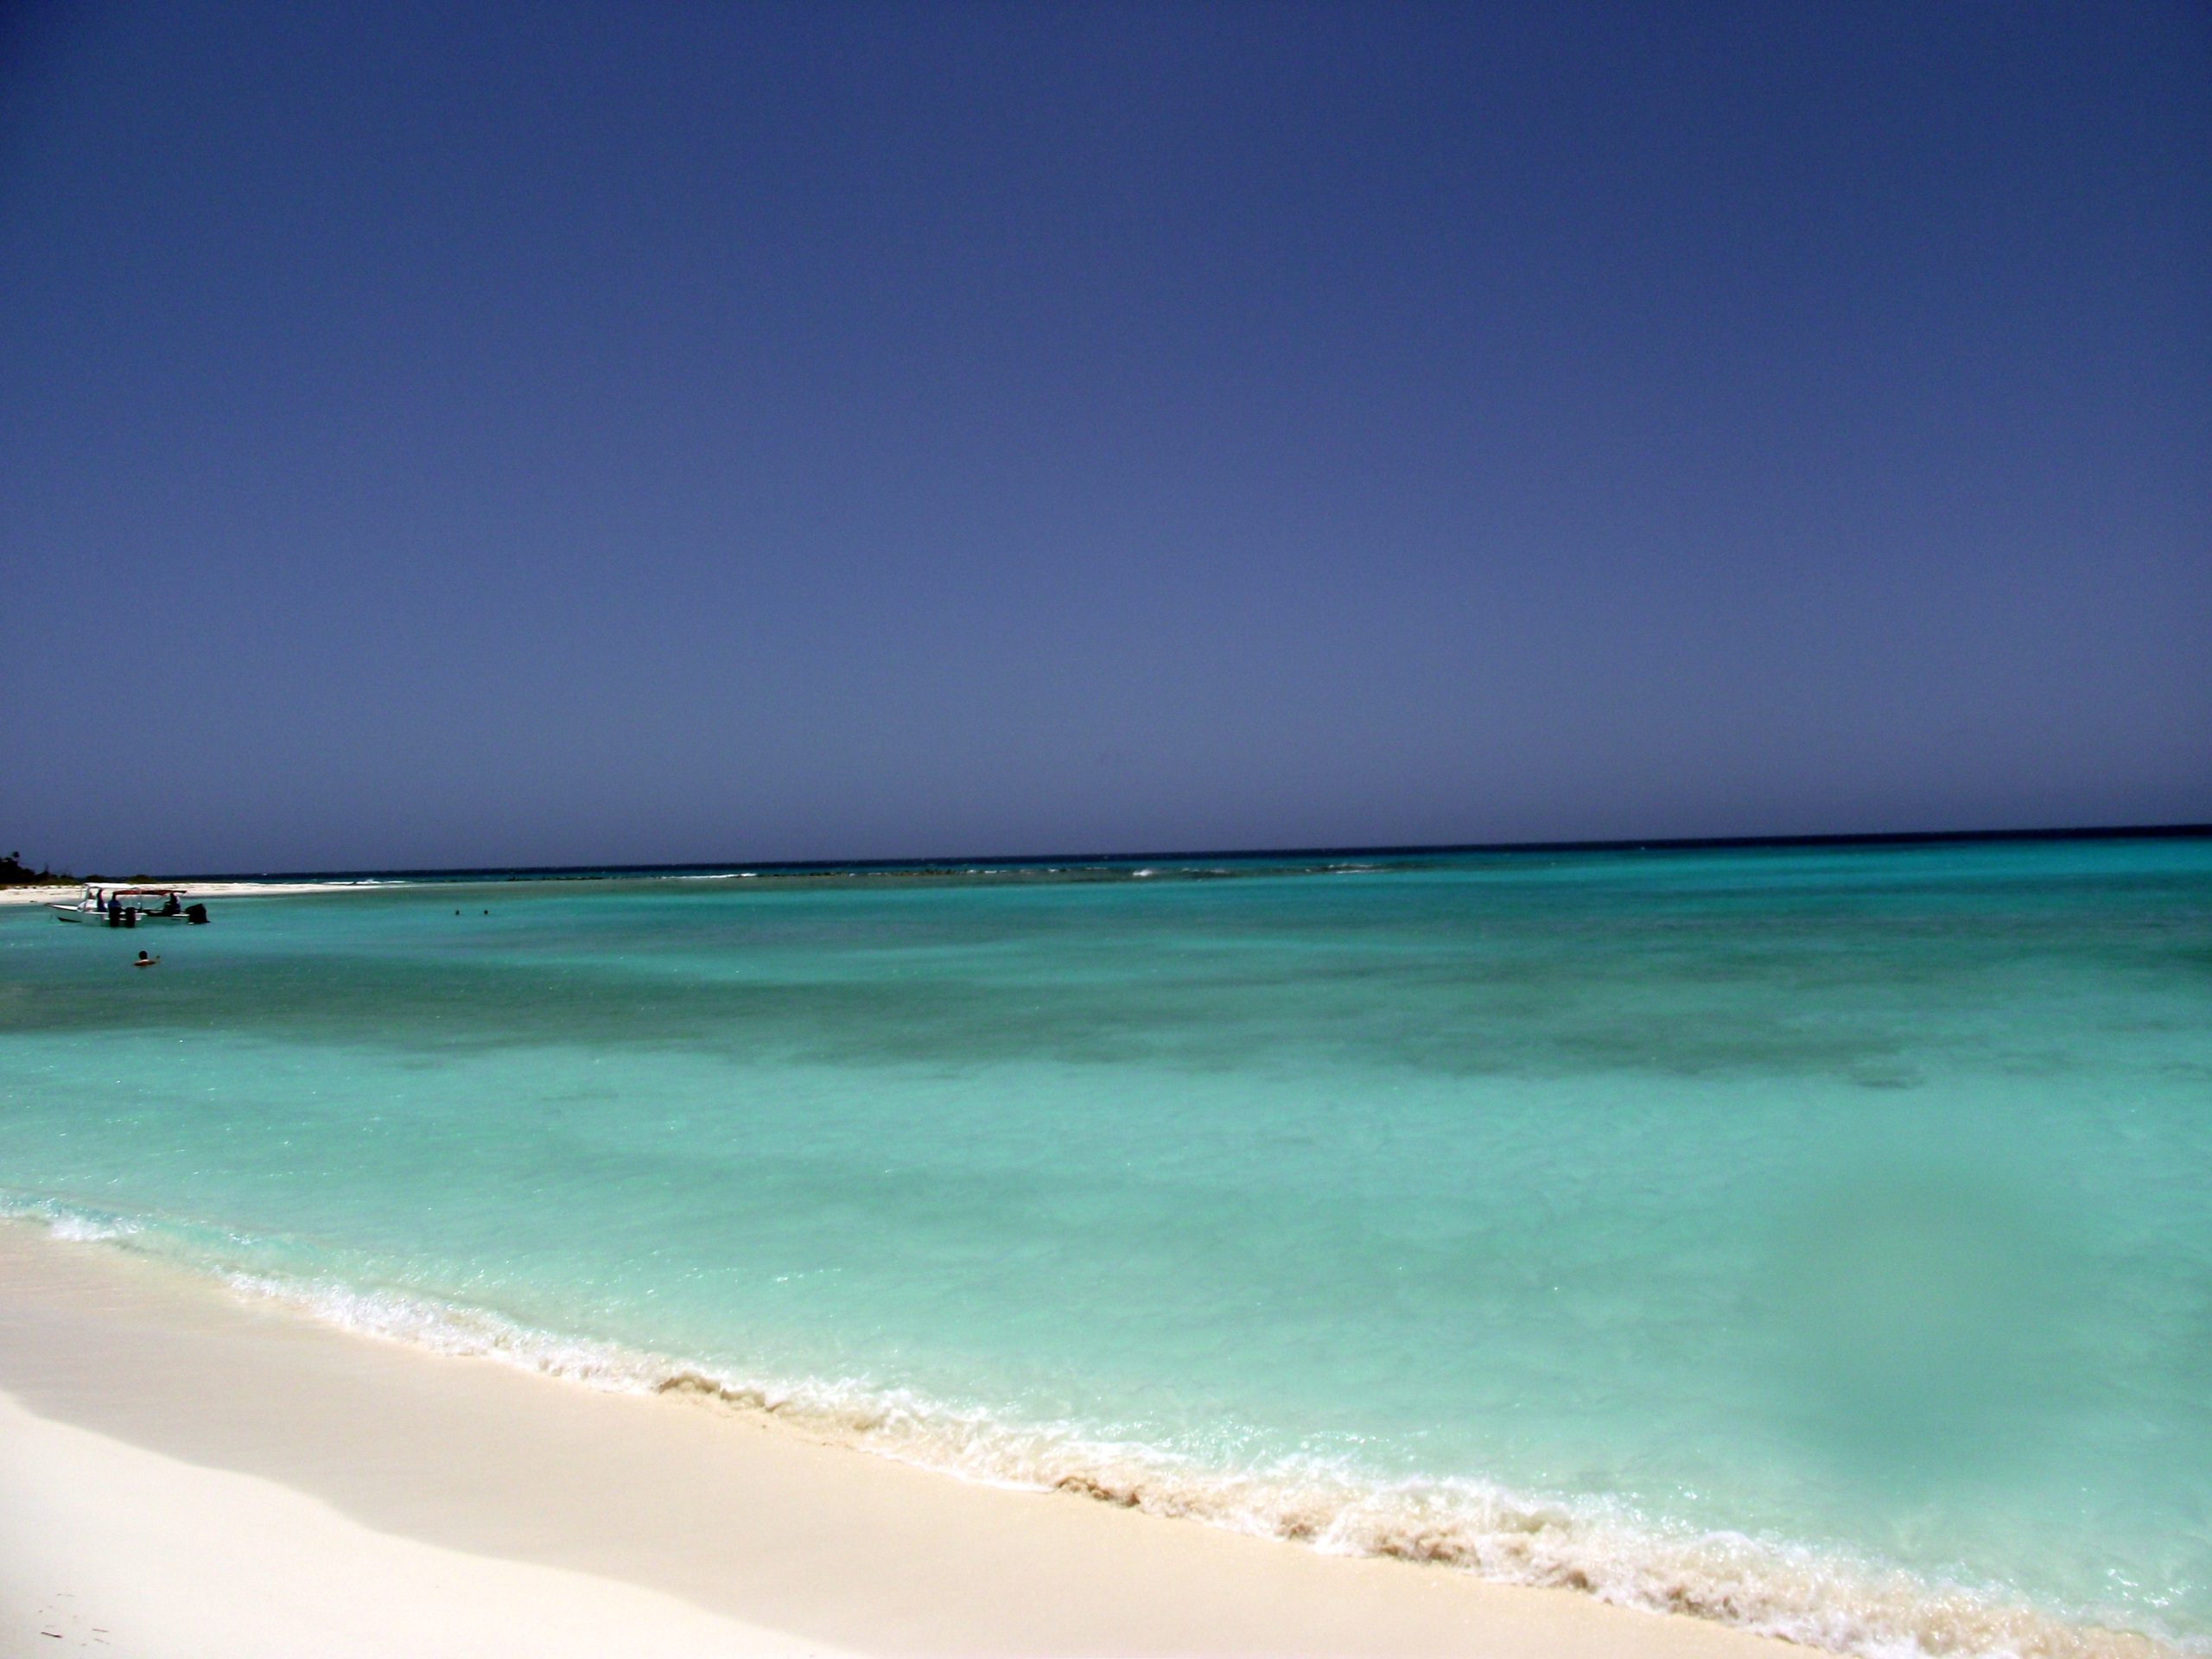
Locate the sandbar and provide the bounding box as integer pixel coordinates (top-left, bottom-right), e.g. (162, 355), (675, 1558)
(0, 880), (386, 909)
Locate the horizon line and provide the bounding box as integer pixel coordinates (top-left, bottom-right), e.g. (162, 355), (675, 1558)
(93, 818), (2212, 883)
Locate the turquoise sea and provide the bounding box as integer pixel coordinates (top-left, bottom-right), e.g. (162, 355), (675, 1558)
(3, 837), (2208, 1655)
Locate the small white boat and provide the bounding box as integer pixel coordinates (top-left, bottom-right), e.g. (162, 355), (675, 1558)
(50, 886), (209, 926)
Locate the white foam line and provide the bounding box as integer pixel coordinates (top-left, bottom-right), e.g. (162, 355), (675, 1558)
(4, 1197), (2185, 1659)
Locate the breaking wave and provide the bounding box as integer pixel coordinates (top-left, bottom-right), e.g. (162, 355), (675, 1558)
(2, 1198), (2186, 1659)
(3, 1196), (145, 1243)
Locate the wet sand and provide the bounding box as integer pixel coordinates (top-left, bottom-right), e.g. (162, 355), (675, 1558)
(0, 1225), (1796, 1657)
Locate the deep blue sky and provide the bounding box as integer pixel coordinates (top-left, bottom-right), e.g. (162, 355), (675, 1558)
(3, 2), (2207, 872)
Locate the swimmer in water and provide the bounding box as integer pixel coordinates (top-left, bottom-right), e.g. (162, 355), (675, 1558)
(133, 950), (159, 969)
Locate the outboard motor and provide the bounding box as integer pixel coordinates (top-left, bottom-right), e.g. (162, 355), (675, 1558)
(106, 903), (122, 927)
(186, 903), (209, 925)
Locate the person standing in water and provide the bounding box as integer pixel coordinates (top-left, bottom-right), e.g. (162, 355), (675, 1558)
(133, 950), (159, 969)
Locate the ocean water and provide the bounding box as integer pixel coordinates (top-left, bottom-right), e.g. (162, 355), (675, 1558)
(3, 838), (2208, 1656)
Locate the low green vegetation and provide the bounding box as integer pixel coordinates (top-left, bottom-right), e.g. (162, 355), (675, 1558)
(0, 850), (73, 887)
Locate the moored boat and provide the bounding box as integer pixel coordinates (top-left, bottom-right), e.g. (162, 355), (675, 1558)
(49, 886), (209, 926)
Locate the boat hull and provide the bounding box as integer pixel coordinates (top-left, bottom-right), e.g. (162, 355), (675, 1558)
(50, 906), (199, 925)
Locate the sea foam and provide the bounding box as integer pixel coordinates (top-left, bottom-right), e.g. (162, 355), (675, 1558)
(168, 1243), (2184, 1659)
(0, 1177), (2195, 1659)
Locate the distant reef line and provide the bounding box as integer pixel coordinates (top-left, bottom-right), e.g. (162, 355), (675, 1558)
(50, 818), (2210, 890)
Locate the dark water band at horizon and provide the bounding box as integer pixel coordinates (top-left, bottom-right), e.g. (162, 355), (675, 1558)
(80, 819), (2212, 888)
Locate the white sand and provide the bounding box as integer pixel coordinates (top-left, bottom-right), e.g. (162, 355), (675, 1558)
(0, 1393), (846, 1658)
(0, 1226), (1799, 1658)
(0, 880), (388, 907)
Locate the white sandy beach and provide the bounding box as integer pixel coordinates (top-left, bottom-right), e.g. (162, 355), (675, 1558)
(0, 881), (384, 908)
(0, 1392), (841, 1659)
(0, 1225), (1802, 1658)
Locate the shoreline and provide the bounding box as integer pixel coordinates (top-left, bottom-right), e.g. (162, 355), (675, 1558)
(0, 1223), (1802, 1658)
(0, 880), (391, 908)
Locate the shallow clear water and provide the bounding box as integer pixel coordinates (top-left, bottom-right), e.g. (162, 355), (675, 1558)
(3, 840), (2208, 1654)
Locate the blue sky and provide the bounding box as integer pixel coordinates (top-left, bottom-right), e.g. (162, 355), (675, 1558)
(3, 1), (2207, 871)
